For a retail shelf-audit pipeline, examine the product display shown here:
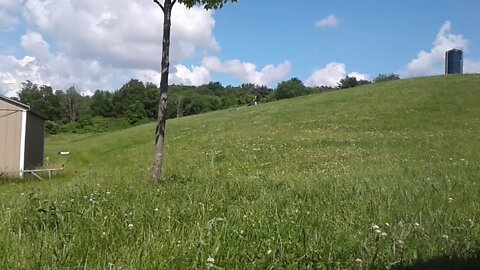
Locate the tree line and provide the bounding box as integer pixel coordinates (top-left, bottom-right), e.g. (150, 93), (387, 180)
(12, 73), (398, 134)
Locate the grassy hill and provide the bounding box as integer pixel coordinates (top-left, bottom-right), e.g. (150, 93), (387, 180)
(1, 75), (480, 269)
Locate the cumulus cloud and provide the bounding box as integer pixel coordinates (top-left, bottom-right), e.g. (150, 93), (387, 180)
(0, 31), (130, 96)
(171, 64), (211, 86)
(305, 62), (369, 87)
(22, 0), (218, 70)
(20, 31), (54, 62)
(315, 15), (339, 28)
(0, 9), (19, 29)
(402, 21), (480, 77)
(136, 64), (211, 87)
(0, 0), (222, 96)
(202, 56), (291, 86)
(0, 0), (23, 29)
(464, 59), (480, 73)
(136, 57), (291, 87)
(348, 71), (369, 81)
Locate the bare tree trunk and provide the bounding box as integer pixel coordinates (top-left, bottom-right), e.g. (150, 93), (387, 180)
(152, 0), (175, 183)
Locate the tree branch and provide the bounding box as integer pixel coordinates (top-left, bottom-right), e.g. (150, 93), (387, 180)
(153, 0), (164, 12)
(172, 0), (177, 6)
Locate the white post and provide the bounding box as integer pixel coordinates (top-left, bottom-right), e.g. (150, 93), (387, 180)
(19, 110), (27, 178)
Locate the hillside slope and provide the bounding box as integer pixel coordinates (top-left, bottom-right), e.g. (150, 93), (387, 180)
(1, 74), (480, 269)
(46, 74), (480, 179)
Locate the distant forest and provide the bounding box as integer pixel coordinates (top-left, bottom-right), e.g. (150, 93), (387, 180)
(11, 74), (398, 134)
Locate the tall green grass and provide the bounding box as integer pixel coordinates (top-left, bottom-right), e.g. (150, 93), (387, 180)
(1, 75), (480, 269)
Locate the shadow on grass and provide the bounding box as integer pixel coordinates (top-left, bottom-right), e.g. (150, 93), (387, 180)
(395, 253), (480, 270)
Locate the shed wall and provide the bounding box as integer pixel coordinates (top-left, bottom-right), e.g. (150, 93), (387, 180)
(0, 99), (23, 175)
(24, 112), (44, 169)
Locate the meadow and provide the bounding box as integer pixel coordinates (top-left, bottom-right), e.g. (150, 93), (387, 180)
(1, 75), (479, 269)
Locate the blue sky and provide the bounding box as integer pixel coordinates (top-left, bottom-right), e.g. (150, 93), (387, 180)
(210, 0), (480, 85)
(0, 0), (479, 96)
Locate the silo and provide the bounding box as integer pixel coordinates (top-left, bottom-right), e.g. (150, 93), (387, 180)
(445, 49), (463, 74)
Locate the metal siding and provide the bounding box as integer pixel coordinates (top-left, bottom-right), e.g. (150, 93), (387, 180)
(445, 49), (463, 74)
(24, 112), (45, 169)
(0, 99), (23, 176)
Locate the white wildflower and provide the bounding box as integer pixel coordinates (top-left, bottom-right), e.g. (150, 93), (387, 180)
(207, 256), (215, 268)
(381, 232), (388, 237)
(127, 223), (134, 230)
(154, 208), (159, 212)
(106, 191), (111, 196)
(371, 224), (380, 230)
(442, 234), (449, 240)
(448, 197), (453, 203)
(266, 249), (272, 255)
(355, 258), (363, 263)
(414, 222), (420, 227)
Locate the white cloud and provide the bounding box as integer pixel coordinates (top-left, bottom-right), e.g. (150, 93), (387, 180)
(170, 64), (211, 86)
(1, 0), (221, 96)
(137, 66), (211, 88)
(464, 59), (480, 73)
(0, 9), (19, 29)
(315, 15), (339, 28)
(348, 71), (369, 81)
(202, 56), (291, 86)
(305, 62), (368, 87)
(401, 21), (480, 77)
(22, 0), (218, 70)
(136, 57), (290, 87)
(0, 0), (23, 29)
(20, 31), (54, 62)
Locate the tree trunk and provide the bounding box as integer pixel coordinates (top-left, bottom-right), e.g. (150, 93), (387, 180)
(152, 0), (174, 183)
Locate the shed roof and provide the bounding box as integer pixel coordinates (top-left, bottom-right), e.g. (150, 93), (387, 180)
(0, 95), (30, 110)
(0, 95), (46, 119)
